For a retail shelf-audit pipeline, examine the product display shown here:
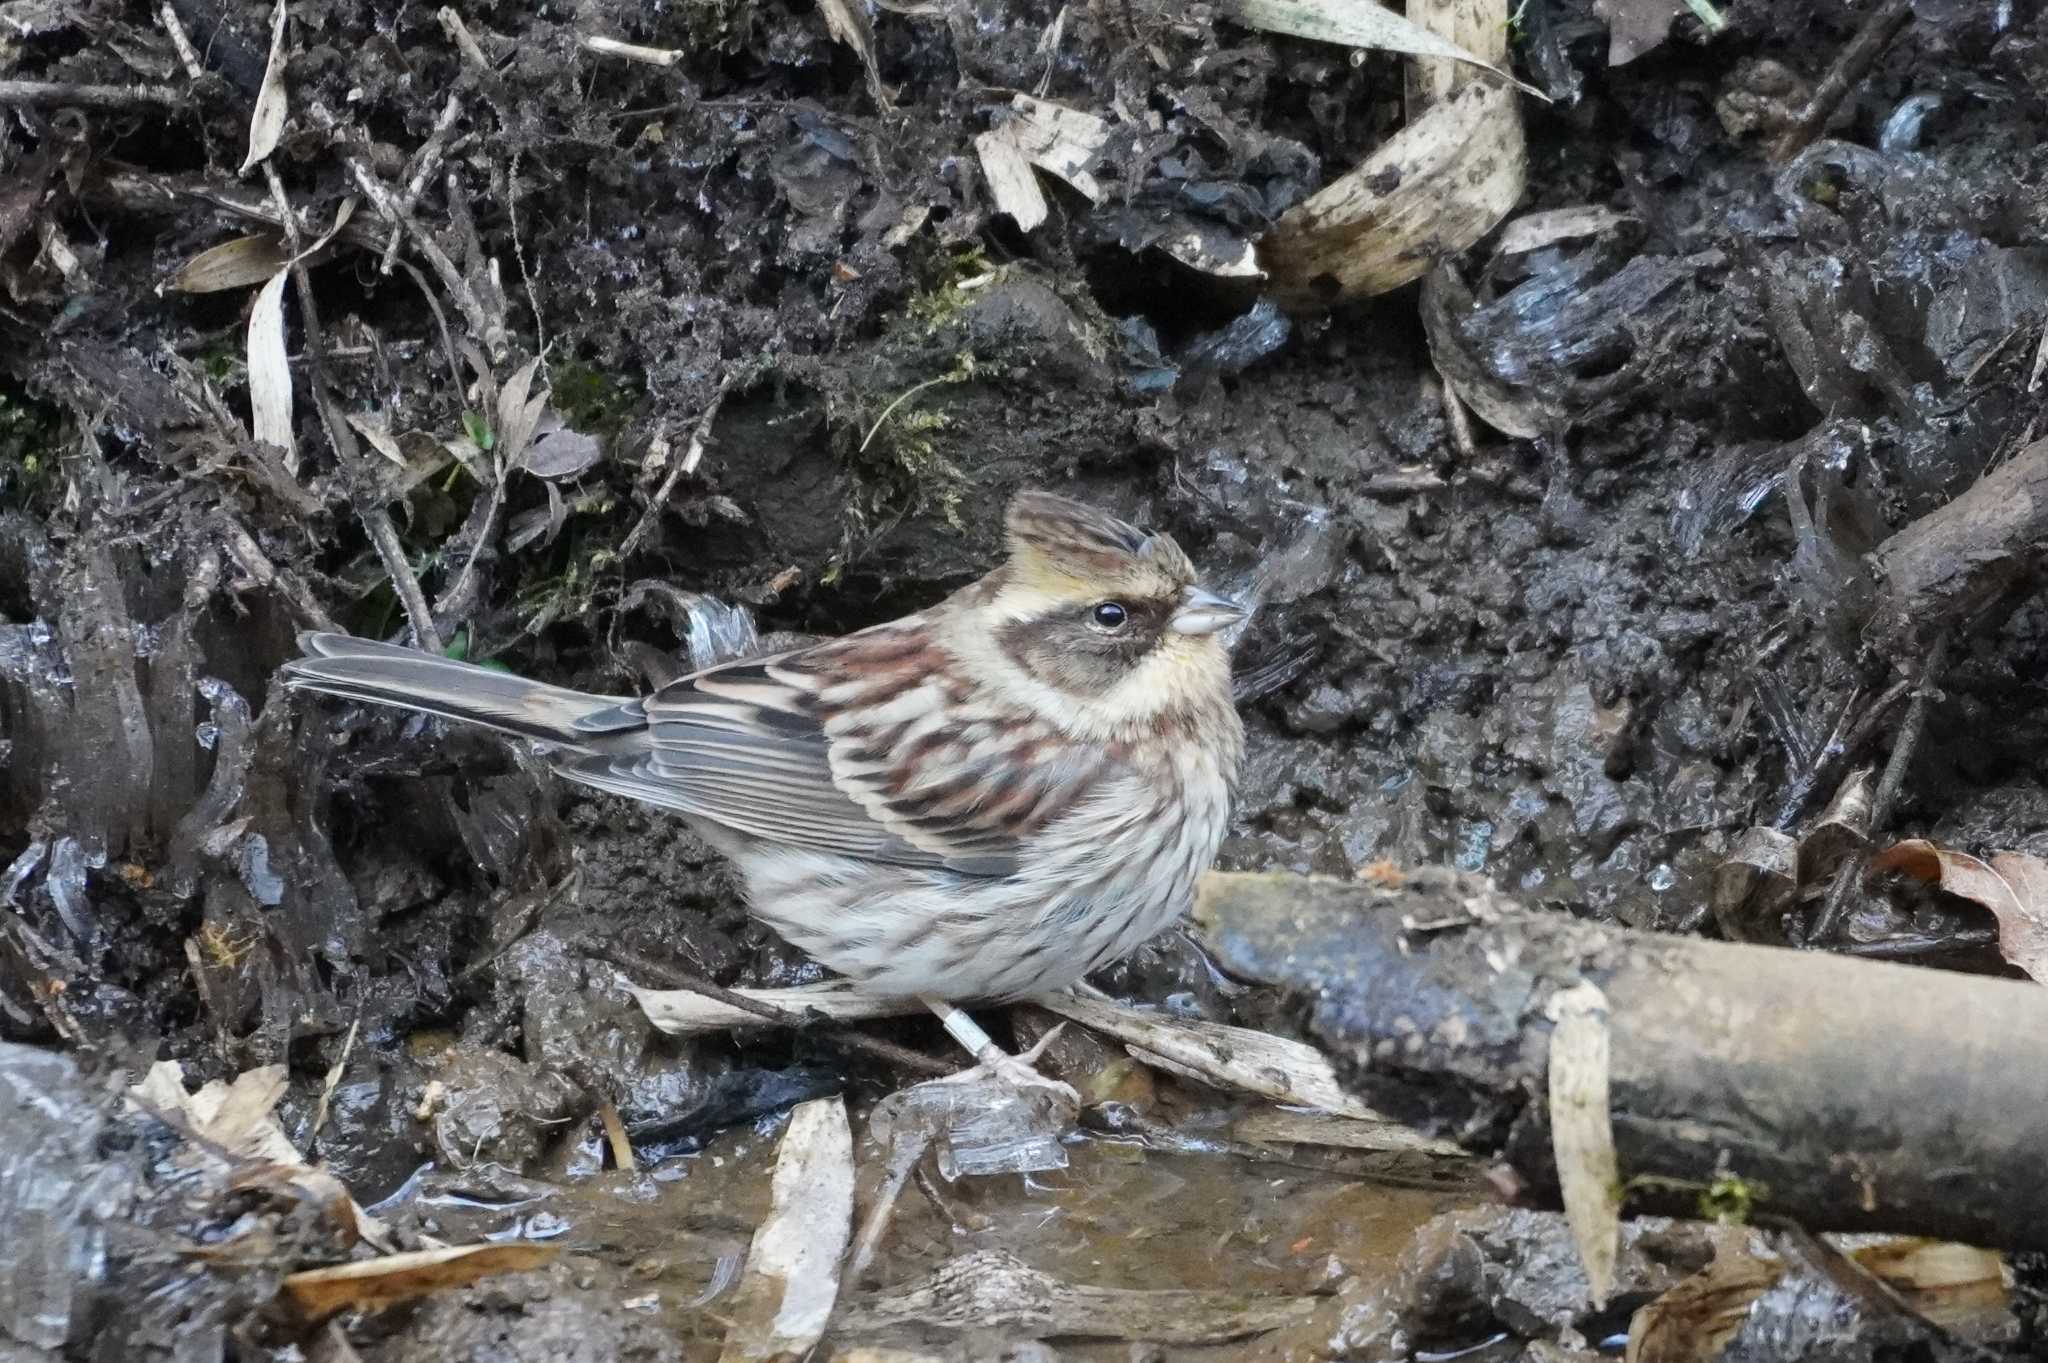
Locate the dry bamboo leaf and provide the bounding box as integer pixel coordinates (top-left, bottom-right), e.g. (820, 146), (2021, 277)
(1547, 980), (1620, 1309)
(975, 128), (1048, 231)
(1226, 0), (1543, 96)
(1874, 840), (2048, 982)
(343, 412), (407, 466)
(170, 235), (290, 293)
(240, 0), (289, 173)
(719, 1096), (854, 1363)
(248, 266), (295, 468)
(815, 0), (887, 106)
(494, 356), (544, 461)
(283, 1244), (559, 1322)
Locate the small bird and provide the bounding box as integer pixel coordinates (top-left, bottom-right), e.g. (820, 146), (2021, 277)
(283, 490), (1248, 1092)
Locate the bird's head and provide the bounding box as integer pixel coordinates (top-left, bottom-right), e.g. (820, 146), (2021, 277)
(970, 490), (1248, 726)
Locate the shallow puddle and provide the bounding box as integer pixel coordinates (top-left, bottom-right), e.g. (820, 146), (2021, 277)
(377, 1109), (1459, 1358)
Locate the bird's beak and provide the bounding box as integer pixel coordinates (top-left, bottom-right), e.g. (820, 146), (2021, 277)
(1170, 585), (1249, 636)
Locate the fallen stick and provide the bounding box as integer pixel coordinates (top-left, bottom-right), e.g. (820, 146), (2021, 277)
(1192, 868), (2048, 1253)
(1867, 434), (2048, 661)
(0, 78), (187, 110)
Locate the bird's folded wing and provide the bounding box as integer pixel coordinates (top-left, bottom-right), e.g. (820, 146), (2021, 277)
(558, 623), (1117, 879)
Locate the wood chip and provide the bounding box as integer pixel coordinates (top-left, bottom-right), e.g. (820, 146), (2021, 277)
(1007, 94), (1110, 201)
(1260, 0), (1526, 304)
(974, 128), (1048, 232)
(719, 1096), (855, 1362)
(1496, 205), (1633, 255)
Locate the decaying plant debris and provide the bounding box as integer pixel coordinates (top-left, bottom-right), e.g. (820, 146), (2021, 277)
(8, 0), (2048, 1357)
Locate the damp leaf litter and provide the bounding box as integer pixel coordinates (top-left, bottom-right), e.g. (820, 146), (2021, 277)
(5, 0), (2048, 1358)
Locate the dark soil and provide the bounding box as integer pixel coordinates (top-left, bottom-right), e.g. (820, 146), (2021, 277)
(4, 0), (2048, 1357)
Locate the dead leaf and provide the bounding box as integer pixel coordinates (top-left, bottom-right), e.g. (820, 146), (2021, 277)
(170, 235), (290, 293)
(522, 417), (602, 479)
(247, 268), (295, 468)
(494, 356), (546, 463)
(1797, 767), (1873, 885)
(283, 1244), (559, 1322)
(1629, 1234), (2010, 1363)
(129, 1061), (394, 1251)
(1873, 840), (2048, 981)
(1848, 1238), (2009, 1330)
(1226, 0), (1544, 97)
(343, 412), (408, 466)
(241, 0), (290, 173)
(815, 0), (887, 106)
(1711, 825), (1798, 944)
(1627, 1242), (1782, 1363)
(1547, 981), (1619, 1308)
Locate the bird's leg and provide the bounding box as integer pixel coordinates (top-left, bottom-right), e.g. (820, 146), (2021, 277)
(919, 995), (1078, 1104)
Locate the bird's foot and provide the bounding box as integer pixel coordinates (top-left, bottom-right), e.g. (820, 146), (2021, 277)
(939, 1023), (1077, 1106)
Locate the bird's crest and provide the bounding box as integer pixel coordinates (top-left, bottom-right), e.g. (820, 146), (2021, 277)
(1002, 490), (1195, 596)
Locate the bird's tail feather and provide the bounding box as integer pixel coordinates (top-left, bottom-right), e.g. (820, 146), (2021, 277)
(282, 631), (640, 751)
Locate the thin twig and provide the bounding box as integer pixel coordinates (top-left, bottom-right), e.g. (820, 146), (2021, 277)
(620, 364), (759, 558)
(1436, 366), (1478, 463)
(0, 78), (187, 110)
(1836, 928), (1996, 960)
(157, 4), (207, 82)
(304, 104), (503, 363)
(1770, 0), (1914, 162)
(437, 6), (497, 77)
(309, 1011), (361, 1153)
(582, 941), (952, 1077)
(264, 165), (444, 653)
(1808, 631), (1952, 944)
(216, 515), (343, 631)
(380, 94), (466, 276)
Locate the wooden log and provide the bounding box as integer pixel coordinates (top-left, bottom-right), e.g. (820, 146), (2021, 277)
(1192, 868), (2048, 1251)
(1868, 434), (2048, 660)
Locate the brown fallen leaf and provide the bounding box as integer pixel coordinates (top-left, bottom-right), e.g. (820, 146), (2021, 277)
(1872, 839), (2048, 982)
(283, 1244), (559, 1322)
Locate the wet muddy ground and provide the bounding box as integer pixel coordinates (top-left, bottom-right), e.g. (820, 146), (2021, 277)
(6, 0), (2048, 1357)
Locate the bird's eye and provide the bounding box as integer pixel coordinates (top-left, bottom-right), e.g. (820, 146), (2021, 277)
(1091, 601), (1129, 630)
